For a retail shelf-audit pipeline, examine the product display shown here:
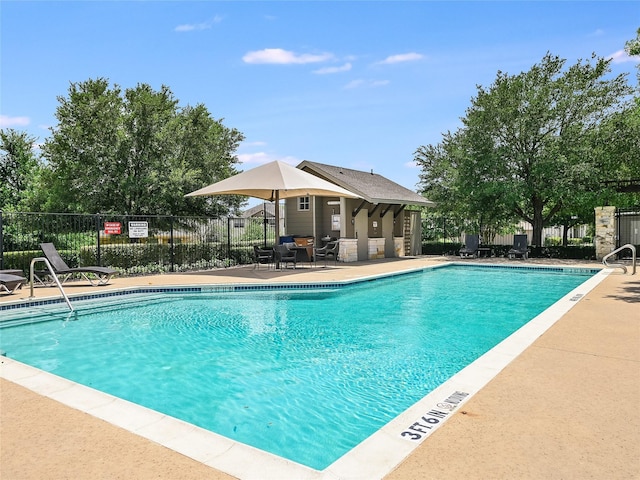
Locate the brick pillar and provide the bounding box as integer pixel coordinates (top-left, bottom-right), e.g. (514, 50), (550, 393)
(594, 206), (616, 260)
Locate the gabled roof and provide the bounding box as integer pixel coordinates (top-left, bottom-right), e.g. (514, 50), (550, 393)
(297, 160), (435, 207)
(242, 203), (284, 218)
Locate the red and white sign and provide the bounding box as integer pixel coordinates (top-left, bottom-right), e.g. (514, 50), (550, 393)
(104, 222), (122, 235)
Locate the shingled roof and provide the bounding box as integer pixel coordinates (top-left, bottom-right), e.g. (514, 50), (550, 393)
(297, 160), (434, 207)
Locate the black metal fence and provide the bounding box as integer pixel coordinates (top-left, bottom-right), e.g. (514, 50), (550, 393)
(0, 212), (276, 275)
(616, 207), (640, 255)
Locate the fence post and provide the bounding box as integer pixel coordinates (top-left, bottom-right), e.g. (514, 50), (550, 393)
(170, 216), (175, 272)
(96, 214), (102, 266)
(227, 216), (232, 261)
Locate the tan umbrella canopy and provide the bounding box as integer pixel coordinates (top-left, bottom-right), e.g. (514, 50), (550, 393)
(186, 160), (359, 242)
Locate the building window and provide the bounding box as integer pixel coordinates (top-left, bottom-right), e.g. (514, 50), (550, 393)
(298, 196), (310, 211)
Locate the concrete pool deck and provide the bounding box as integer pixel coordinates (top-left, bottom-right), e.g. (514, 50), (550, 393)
(1, 256), (638, 479)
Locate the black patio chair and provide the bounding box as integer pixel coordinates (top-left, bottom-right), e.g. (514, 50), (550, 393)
(459, 234), (480, 258)
(508, 235), (529, 259)
(274, 244), (297, 269)
(253, 245), (274, 270)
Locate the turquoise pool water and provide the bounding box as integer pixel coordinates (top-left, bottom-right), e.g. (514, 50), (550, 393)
(0, 265), (596, 470)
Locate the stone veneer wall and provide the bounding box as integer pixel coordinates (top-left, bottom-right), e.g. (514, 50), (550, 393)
(594, 206), (616, 260)
(338, 238), (358, 262)
(368, 238), (386, 259)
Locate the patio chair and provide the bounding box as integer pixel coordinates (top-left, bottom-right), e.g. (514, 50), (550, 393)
(314, 241), (339, 267)
(0, 273), (26, 294)
(274, 244), (297, 269)
(459, 234), (480, 258)
(253, 245), (274, 270)
(40, 243), (117, 286)
(508, 235), (529, 260)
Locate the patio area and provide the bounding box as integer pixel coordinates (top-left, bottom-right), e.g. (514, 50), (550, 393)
(1, 256), (639, 479)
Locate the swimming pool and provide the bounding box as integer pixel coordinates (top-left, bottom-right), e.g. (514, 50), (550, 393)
(0, 264), (604, 478)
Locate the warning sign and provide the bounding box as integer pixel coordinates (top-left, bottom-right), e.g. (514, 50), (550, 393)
(128, 221), (149, 238)
(104, 222), (121, 235)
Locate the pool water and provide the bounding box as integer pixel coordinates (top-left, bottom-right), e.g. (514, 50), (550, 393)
(0, 265), (595, 470)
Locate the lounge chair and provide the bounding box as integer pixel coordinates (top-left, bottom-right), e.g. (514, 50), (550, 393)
(314, 241), (339, 267)
(253, 245), (274, 270)
(0, 273), (26, 294)
(40, 243), (117, 286)
(508, 235), (529, 259)
(459, 234), (480, 258)
(274, 244), (297, 269)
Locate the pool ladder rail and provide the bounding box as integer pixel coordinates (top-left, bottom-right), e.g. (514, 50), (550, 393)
(602, 244), (637, 275)
(29, 257), (74, 311)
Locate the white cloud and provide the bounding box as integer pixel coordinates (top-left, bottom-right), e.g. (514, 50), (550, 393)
(608, 49), (640, 64)
(377, 52), (424, 65)
(0, 115), (30, 128)
(405, 160), (419, 169)
(344, 79), (365, 89)
(174, 15), (222, 32)
(313, 63), (352, 74)
(242, 48), (333, 65)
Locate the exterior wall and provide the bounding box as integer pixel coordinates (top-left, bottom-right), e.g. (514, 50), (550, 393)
(354, 209), (369, 261)
(594, 206), (616, 260)
(382, 212), (395, 257)
(284, 197), (314, 237)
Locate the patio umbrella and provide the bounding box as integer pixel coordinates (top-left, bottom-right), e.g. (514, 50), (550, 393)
(185, 160), (359, 244)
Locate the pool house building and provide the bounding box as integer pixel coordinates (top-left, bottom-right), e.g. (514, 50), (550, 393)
(283, 161), (434, 262)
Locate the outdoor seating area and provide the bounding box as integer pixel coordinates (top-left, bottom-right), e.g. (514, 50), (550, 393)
(253, 239), (341, 270)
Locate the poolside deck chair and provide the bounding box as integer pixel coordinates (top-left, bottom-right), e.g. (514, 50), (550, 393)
(459, 234), (480, 258)
(274, 244), (297, 269)
(508, 235), (529, 260)
(0, 273), (26, 294)
(40, 243), (117, 286)
(253, 245), (274, 270)
(314, 241), (339, 267)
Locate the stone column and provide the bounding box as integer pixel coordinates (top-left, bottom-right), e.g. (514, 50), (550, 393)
(594, 206), (616, 260)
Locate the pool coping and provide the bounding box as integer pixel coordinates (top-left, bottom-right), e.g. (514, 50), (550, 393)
(0, 263), (610, 480)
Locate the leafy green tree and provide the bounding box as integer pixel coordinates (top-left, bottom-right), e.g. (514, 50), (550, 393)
(0, 129), (43, 210)
(625, 27), (640, 57)
(41, 78), (245, 215)
(416, 53), (631, 246)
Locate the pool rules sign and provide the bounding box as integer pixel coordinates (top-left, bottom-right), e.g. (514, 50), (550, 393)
(128, 221), (149, 239)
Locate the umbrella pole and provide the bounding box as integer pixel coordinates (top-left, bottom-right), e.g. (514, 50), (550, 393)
(275, 190), (280, 269)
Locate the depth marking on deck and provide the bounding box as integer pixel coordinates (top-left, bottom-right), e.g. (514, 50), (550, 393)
(400, 391), (469, 442)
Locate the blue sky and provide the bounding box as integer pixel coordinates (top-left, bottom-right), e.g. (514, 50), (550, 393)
(2, 1), (638, 199)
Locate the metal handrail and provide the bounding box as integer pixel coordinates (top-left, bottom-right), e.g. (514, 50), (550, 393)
(30, 257), (74, 311)
(602, 244), (637, 275)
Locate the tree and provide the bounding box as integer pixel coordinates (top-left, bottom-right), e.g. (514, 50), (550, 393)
(625, 27), (640, 57)
(41, 78), (245, 215)
(416, 53), (631, 246)
(0, 129), (42, 210)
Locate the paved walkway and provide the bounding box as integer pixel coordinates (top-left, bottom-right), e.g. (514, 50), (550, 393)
(1, 257), (638, 479)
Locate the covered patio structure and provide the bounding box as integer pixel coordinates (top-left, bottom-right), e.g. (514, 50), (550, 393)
(284, 161), (435, 261)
